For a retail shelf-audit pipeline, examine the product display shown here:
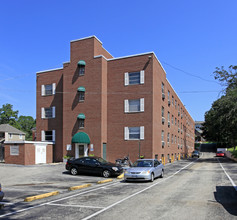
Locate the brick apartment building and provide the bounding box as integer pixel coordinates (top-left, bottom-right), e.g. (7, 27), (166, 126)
(36, 36), (195, 164)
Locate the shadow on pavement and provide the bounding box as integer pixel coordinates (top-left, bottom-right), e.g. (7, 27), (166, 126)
(214, 186), (237, 216)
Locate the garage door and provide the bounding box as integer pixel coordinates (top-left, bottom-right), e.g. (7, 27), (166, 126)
(35, 145), (46, 164)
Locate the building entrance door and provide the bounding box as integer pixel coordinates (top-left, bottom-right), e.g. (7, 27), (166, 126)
(35, 145), (46, 164)
(75, 144), (88, 158)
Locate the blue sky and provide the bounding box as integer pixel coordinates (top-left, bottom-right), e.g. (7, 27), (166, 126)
(0, 0), (236, 121)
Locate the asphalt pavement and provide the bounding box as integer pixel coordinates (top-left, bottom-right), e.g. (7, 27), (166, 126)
(0, 153), (236, 219)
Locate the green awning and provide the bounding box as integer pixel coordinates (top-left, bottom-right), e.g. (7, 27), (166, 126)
(77, 86), (85, 92)
(77, 113), (85, 119)
(78, 60), (86, 66)
(72, 132), (90, 144)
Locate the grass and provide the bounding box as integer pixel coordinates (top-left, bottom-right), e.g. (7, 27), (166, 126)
(228, 147), (237, 158)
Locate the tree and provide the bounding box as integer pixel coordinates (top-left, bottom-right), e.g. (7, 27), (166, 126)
(0, 104), (18, 126)
(213, 65), (237, 92)
(202, 65), (237, 149)
(17, 116), (36, 140)
(0, 104), (36, 141)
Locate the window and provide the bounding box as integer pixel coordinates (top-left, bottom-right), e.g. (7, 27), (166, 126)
(161, 106), (164, 117)
(124, 71), (144, 86)
(9, 133), (12, 139)
(167, 111), (170, 122)
(79, 91), (85, 102)
(175, 100), (177, 109)
(79, 66), (85, 76)
(172, 96), (174, 106)
(19, 134), (22, 139)
(41, 83), (56, 96)
(161, 130), (164, 141)
(41, 130), (55, 142)
(41, 107), (55, 119)
(10, 145), (19, 155)
(124, 98), (144, 113)
(79, 119), (85, 129)
(124, 126), (144, 140)
(162, 83), (165, 94)
(167, 133), (170, 143)
(78, 60), (86, 76)
(172, 115), (174, 124)
(172, 134), (174, 143)
(175, 118), (177, 126)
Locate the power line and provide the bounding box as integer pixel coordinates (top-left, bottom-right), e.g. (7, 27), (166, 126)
(161, 61), (219, 84)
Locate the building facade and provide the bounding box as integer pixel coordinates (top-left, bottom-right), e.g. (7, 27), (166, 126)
(36, 36), (195, 163)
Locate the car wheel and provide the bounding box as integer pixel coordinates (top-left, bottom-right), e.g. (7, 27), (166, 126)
(70, 167), (78, 176)
(102, 170), (111, 178)
(160, 170), (164, 178)
(150, 173), (154, 182)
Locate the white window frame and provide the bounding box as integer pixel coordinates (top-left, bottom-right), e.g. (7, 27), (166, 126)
(124, 70), (144, 86)
(41, 83), (56, 96)
(124, 98), (144, 113)
(41, 130), (55, 142)
(41, 107), (56, 119)
(124, 126), (144, 140)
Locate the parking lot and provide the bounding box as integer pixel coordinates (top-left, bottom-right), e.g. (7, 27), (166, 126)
(0, 153), (237, 219)
(0, 162), (119, 204)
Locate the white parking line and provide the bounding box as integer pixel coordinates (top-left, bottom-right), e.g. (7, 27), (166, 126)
(48, 203), (105, 209)
(218, 158), (237, 191)
(82, 161), (195, 220)
(0, 202), (14, 205)
(0, 181), (120, 218)
(0, 161), (194, 219)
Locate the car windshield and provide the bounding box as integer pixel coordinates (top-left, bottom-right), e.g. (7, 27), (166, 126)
(96, 157), (108, 164)
(217, 151), (223, 153)
(132, 160), (153, 167)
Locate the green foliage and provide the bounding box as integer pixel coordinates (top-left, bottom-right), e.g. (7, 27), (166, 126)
(0, 104), (36, 141)
(17, 116), (36, 140)
(0, 104), (18, 126)
(202, 65), (237, 149)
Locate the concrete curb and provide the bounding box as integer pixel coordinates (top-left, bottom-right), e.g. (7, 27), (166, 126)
(68, 184), (92, 191)
(24, 191), (59, 202)
(117, 173), (124, 179)
(97, 179), (113, 184)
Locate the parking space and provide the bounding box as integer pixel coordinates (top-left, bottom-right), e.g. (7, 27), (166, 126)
(1, 153), (237, 219)
(0, 162), (120, 204)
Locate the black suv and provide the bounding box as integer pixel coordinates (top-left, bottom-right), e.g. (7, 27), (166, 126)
(66, 156), (123, 178)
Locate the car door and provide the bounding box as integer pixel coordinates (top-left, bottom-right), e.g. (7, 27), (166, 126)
(154, 160), (162, 177)
(83, 158), (99, 175)
(74, 158), (87, 174)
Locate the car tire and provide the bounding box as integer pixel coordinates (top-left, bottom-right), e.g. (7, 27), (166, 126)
(70, 167), (78, 176)
(102, 170), (111, 178)
(150, 173), (154, 182)
(160, 170), (164, 178)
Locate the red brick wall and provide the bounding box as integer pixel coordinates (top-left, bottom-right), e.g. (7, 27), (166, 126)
(4, 143), (54, 165)
(107, 54), (154, 163)
(4, 144), (25, 165)
(36, 69), (63, 162)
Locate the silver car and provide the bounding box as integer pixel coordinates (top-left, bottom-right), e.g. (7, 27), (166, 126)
(124, 159), (164, 182)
